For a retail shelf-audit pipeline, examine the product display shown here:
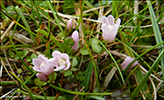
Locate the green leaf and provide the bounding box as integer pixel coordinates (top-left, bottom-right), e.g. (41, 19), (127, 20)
(31, 53), (37, 59)
(64, 70), (72, 77)
(89, 38), (99, 45)
(72, 57), (78, 67)
(17, 68), (23, 74)
(63, 38), (75, 54)
(48, 72), (57, 81)
(22, 50), (29, 57)
(34, 78), (47, 86)
(71, 68), (77, 71)
(83, 61), (93, 91)
(9, 50), (15, 58)
(80, 46), (89, 55)
(91, 44), (102, 54)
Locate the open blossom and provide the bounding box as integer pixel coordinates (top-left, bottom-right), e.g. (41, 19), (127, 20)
(121, 56), (138, 72)
(71, 31), (79, 51)
(36, 73), (48, 82)
(101, 15), (121, 43)
(67, 19), (73, 30)
(32, 55), (54, 76)
(52, 51), (71, 71)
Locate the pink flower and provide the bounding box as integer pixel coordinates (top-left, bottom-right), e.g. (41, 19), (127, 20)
(67, 19), (73, 30)
(101, 15), (121, 43)
(32, 55), (54, 76)
(71, 31), (79, 51)
(52, 51), (71, 71)
(36, 73), (48, 82)
(121, 56), (138, 72)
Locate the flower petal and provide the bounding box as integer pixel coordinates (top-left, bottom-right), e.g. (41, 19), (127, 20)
(54, 65), (66, 71)
(107, 27), (119, 43)
(61, 53), (70, 70)
(40, 65), (53, 76)
(101, 16), (109, 25)
(102, 24), (111, 41)
(116, 18), (121, 25)
(52, 51), (62, 59)
(33, 66), (41, 72)
(107, 15), (115, 25)
(67, 19), (73, 30)
(71, 31), (79, 50)
(121, 56), (138, 72)
(36, 73), (48, 82)
(32, 58), (42, 68)
(38, 55), (48, 63)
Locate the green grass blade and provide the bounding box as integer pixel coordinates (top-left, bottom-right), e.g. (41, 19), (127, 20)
(10, 72), (36, 100)
(47, 1), (65, 38)
(92, 35), (125, 84)
(131, 49), (164, 98)
(50, 84), (112, 95)
(84, 1), (99, 15)
(146, 0), (164, 80)
(8, 35), (33, 73)
(112, 1), (119, 17)
(83, 61), (94, 91)
(15, 6), (34, 40)
(79, 1), (100, 92)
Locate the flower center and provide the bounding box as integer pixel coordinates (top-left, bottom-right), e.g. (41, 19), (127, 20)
(40, 63), (45, 67)
(58, 58), (66, 67)
(108, 25), (113, 30)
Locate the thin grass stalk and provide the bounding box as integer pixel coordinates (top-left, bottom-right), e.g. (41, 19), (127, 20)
(7, 89), (18, 100)
(8, 35), (33, 73)
(34, 1), (41, 24)
(79, 1), (100, 92)
(10, 72), (35, 100)
(47, 1), (65, 38)
(49, 84), (112, 95)
(120, 0), (156, 31)
(91, 35), (125, 84)
(37, 84), (47, 100)
(131, 49), (164, 98)
(146, 0), (164, 80)
(116, 38), (164, 81)
(15, 6), (34, 40)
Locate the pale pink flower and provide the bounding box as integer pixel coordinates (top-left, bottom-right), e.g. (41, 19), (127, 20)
(32, 55), (54, 76)
(67, 19), (73, 30)
(121, 56), (138, 72)
(101, 15), (121, 43)
(36, 73), (48, 82)
(71, 31), (79, 51)
(52, 51), (71, 71)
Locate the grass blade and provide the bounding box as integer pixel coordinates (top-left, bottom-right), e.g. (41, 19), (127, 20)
(131, 49), (164, 98)
(146, 0), (164, 80)
(8, 35), (33, 73)
(15, 6), (34, 40)
(10, 72), (35, 100)
(92, 35), (125, 84)
(47, 1), (65, 38)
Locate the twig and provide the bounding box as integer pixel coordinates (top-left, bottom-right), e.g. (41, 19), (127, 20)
(0, 21), (15, 40)
(149, 77), (157, 100)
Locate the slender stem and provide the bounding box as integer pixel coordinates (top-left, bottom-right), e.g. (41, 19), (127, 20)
(91, 35), (125, 84)
(50, 84), (112, 95)
(79, 0), (100, 92)
(10, 72), (36, 100)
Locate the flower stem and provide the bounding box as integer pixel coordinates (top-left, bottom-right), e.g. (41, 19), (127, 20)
(79, 0), (100, 92)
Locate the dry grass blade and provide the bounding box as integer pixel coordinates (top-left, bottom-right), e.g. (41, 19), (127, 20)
(1, 21), (15, 40)
(103, 67), (117, 89)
